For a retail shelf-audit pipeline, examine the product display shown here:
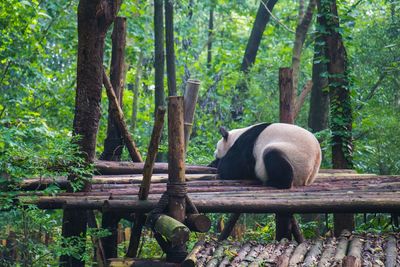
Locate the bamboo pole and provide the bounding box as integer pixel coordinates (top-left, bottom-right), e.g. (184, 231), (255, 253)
(103, 68), (143, 162)
(182, 241), (205, 267)
(183, 79), (200, 151)
(127, 107), (166, 257)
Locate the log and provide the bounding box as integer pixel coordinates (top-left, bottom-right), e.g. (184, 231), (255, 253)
(27, 193), (400, 214)
(291, 215), (304, 243)
(243, 244), (263, 264)
(231, 242), (252, 265)
(248, 243), (277, 266)
(205, 244), (225, 267)
(277, 243), (296, 267)
(139, 107), (166, 200)
(95, 161), (217, 175)
(103, 68), (143, 162)
(385, 235), (397, 267)
(153, 215), (190, 247)
(183, 79), (200, 151)
(185, 214), (211, 233)
(317, 238), (335, 267)
(303, 239), (323, 266)
(342, 235), (363, 267)
(342, 256), (361, 267)
(167, 96), (186, 223)
(279, 67), (295, 124)
(219, 243), (240, 267)
(182, 241), (205, 267)
(276, 213), (293, 241)
(108, 258), (179, 267)
(332, 231), (350, 265)
(288, 241), (309, 266)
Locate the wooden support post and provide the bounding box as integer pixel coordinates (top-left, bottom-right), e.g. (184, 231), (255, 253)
(101, 211), (120, 260)
(101, 17), (127, 161)
(279, 67), (295, 124)
(277, 67), (302, 241)
(126, 107), (166, 257)
(183, 79), (200, 151)
(103, 68), (143, 163)
(167, 96), (188, 262)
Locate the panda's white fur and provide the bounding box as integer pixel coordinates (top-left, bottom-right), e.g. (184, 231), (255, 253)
(214, 123), (321, 187)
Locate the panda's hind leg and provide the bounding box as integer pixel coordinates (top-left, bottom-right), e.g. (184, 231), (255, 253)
(263, 149), (294, 189)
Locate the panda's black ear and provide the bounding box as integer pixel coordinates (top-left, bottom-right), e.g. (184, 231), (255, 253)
(219, 126), (229, 141)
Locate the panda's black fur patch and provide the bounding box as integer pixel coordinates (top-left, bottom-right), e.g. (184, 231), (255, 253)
(263, 149), (294, 189)
(217, 123), (270, 180)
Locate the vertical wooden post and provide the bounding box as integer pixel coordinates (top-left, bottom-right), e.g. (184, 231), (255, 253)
(168, 96), (186, 221)
(276, 67), (295, 241)
(279, 68), (295, 124)
(165, 0), (177, 96)
(183, 79), (200, 151)
(167, 96), (187, 262)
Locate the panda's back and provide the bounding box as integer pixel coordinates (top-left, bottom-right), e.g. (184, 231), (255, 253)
(253, 123), (321, 186)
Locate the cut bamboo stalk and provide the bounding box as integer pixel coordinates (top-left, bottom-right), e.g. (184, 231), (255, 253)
(231, 242), (252, 265)
(103, 68), (143, 162)
(181, 241), (205, 267)
(205, 244), (225, 267)
(332, 231), (350, 265)
(317, 238), (335, 267)
(183, 79), (200, 151)
(153, 214), (190, 247)
(384, 235), (397, 267)
(277, 242), (296, 267)
(288, 241), (309, 266)
(303, 239), (323, 266)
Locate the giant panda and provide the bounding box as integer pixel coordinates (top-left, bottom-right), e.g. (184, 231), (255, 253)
(209, 123), (321, 189)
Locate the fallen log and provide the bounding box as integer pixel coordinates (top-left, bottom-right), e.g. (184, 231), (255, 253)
(288, 241), (309, 266)
(181, 241), (205, 267)
(317, 238), (335, 267)
(385, 235), (397, 267)
(205, 244), (225, 267)
(303, 239), (323, 266)
(277, 242), (296, 267)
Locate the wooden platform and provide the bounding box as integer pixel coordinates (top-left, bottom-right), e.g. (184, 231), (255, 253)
(18, 171), (400, 214)
(182, 232), (400, 266)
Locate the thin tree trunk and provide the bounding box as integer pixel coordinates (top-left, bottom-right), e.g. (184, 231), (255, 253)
(308, 13), (329, 132)
(61, 1), (121, 266)
(207, 5), (214, 69)
(241, 0), (279, 73)
(292, 0), (316, 93)
(318, 0), (354, 236)
(165, 0), (177, 96)
(154, 0), (165, 111)
(101, 17), (127, 161)
(131, 51), (143, 131)
(232, 0), (278, 120)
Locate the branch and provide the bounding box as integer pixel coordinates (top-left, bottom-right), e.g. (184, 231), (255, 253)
(260, 0), (296, 34)
(356, 72), (387, 111)
(294, 80), (313, 119)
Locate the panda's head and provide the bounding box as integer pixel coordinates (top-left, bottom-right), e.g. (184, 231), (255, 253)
(208, 126), (249, 167)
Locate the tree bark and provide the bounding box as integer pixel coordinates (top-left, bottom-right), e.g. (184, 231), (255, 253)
(231, 0), (278, 120)
(165, 0), (177, 96)
(101, 17), (127, 161)
(279, 68), (295, 124)
(131, 51), (143, 131)
(207, 5), (214, 69)
(241, 0), (279, 72)
(154, 0), (165, 111)
(318, 0), (354, 235)
(307, 14), (329, 132)
(62, 1), (121, 266)
(292, 0), (316, 93)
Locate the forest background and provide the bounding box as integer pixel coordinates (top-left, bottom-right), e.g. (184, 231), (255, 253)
(0, 0), (399, 265)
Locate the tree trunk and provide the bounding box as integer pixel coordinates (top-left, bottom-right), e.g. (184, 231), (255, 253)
(241, 0), (279, 73)
(154, 0), (165, 111)
(165, 0), (177, 96)
(207, 5), (214, 69)
(292, 0), (316, 93)
(307, 14), (329, 132)
(231, 0), (278, 120)
(318, 0), (354, 236)
(131, 51), (143, 131)
(61, 1), (121, 266)
(101, 17), (127, 161)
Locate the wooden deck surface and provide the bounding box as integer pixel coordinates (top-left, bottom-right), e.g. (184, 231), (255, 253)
(19, 171), (400, 214)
